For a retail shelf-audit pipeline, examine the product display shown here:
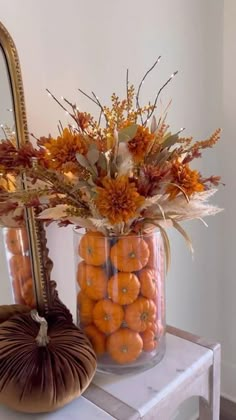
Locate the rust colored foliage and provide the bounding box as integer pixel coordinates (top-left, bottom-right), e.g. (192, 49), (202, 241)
(128, 126), (154, 163)
(166, 161), (205, 199)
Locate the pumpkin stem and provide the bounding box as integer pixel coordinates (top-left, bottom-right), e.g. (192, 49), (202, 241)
(31, 310), (50, 347)
(140, 312), (148, 321)
(129, 252), (136, 259)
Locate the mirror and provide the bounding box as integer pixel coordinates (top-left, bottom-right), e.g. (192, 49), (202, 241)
(0, 47), (15, 132)
(0, 22), (51, 312)
(0, 45), (15, 304)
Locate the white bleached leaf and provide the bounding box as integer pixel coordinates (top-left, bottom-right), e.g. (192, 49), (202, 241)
(67, 217), (98, 230)
(150, 115), (157, 133)
(116, 143), (133, 176)
(152, 190), (223, 222)
(117, 156), (133, 176)
(38, 205), (69, 220)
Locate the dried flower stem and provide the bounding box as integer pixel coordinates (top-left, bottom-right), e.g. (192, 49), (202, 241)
(59, 120), (64, 133)
(0, 126), (8, 140)
(136, 56), (162, 124)
(46, 89), (79, 128)
(91, 92), (109, 126)
(126, 68), (130, 117)
(63, 97), (76, 111)
(30, 133), (40, 142)
(27, 166), (89, 210)
(78, 88), (100, 106)
(98, 109), (103, 126)
(145, 70), (178, 124)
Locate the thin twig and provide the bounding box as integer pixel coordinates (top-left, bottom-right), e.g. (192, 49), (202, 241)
(46, 89), (79, 128)
(91, 92), (109, 126)
(98, 109), (103, 126)
(78, 88), (99, 106)
(68, 123), (80, 133)
(144, 70), (178, 124)
(57, 124), (62, 135)
(176, 127), (185, 136)
(63, 97), (77, 112)
(0, 125), (8, 140)
(79, 87), (107, 128)
(46, 89), (68, 113)
(59, 120), (64, 133)
(30, 133), (40, 142)
(126, 68), (130, 117)
(136, 56), (162, 124)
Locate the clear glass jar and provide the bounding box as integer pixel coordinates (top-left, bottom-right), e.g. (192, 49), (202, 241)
(2, 227), (36, 308)
(74, 228), (166, 374)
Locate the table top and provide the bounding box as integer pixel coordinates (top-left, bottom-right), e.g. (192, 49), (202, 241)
(0, 396), (114, 420)
(0, 328), (216, 420)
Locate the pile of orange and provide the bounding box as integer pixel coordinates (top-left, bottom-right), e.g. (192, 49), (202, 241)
(77, 231), (165, 365)
(5, 228), (35, 308)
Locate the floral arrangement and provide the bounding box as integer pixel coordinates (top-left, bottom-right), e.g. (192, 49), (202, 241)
(0, 60), (222, 266)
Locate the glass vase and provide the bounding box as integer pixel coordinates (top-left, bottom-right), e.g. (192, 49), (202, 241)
(2, 227), (36, 308)
(74, 228), (166, 374)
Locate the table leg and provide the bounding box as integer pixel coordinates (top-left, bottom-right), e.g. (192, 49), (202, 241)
(199, 344), (221, 420)
(199, 397), (213, 419)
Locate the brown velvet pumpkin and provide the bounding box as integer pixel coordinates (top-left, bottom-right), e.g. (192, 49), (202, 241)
(0, 304), (31, 324)
(0, 303), (97, 413)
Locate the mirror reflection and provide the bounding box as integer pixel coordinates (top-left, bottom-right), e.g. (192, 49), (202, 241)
(0, 46), (15, 136)
(0, 45), (18, 305)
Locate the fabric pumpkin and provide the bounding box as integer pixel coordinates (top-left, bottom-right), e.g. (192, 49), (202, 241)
(0, 305), (97, 413)
(0, 304), (30, 324)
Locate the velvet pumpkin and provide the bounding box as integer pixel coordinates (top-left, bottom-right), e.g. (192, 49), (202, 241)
(0, 304), (30, 324)
(0, 304), (97, 413)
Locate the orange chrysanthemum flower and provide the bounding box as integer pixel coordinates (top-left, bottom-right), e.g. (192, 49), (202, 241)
(128, 125), (154, 163)
(166, 161), (205, 199)
(95, 176), (145, 224)
(44, 128), (88, 172)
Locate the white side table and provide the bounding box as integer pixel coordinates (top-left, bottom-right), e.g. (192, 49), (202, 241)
(84, 326), (221, 420)
(0, 326), (220, 420)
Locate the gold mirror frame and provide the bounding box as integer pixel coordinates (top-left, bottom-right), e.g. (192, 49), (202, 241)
(0, 21), (51, 313)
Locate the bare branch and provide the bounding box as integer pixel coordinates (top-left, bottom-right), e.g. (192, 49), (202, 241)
(91, 91), (109, 126)
(78, 88), (100, 106)
(46, 89), (79, 128)
(144, 71), (178, 124)
(136, 56), (161, 124)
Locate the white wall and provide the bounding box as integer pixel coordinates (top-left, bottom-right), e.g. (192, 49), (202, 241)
(1, 0), (232, 406)
(221, 0), (236, 402)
